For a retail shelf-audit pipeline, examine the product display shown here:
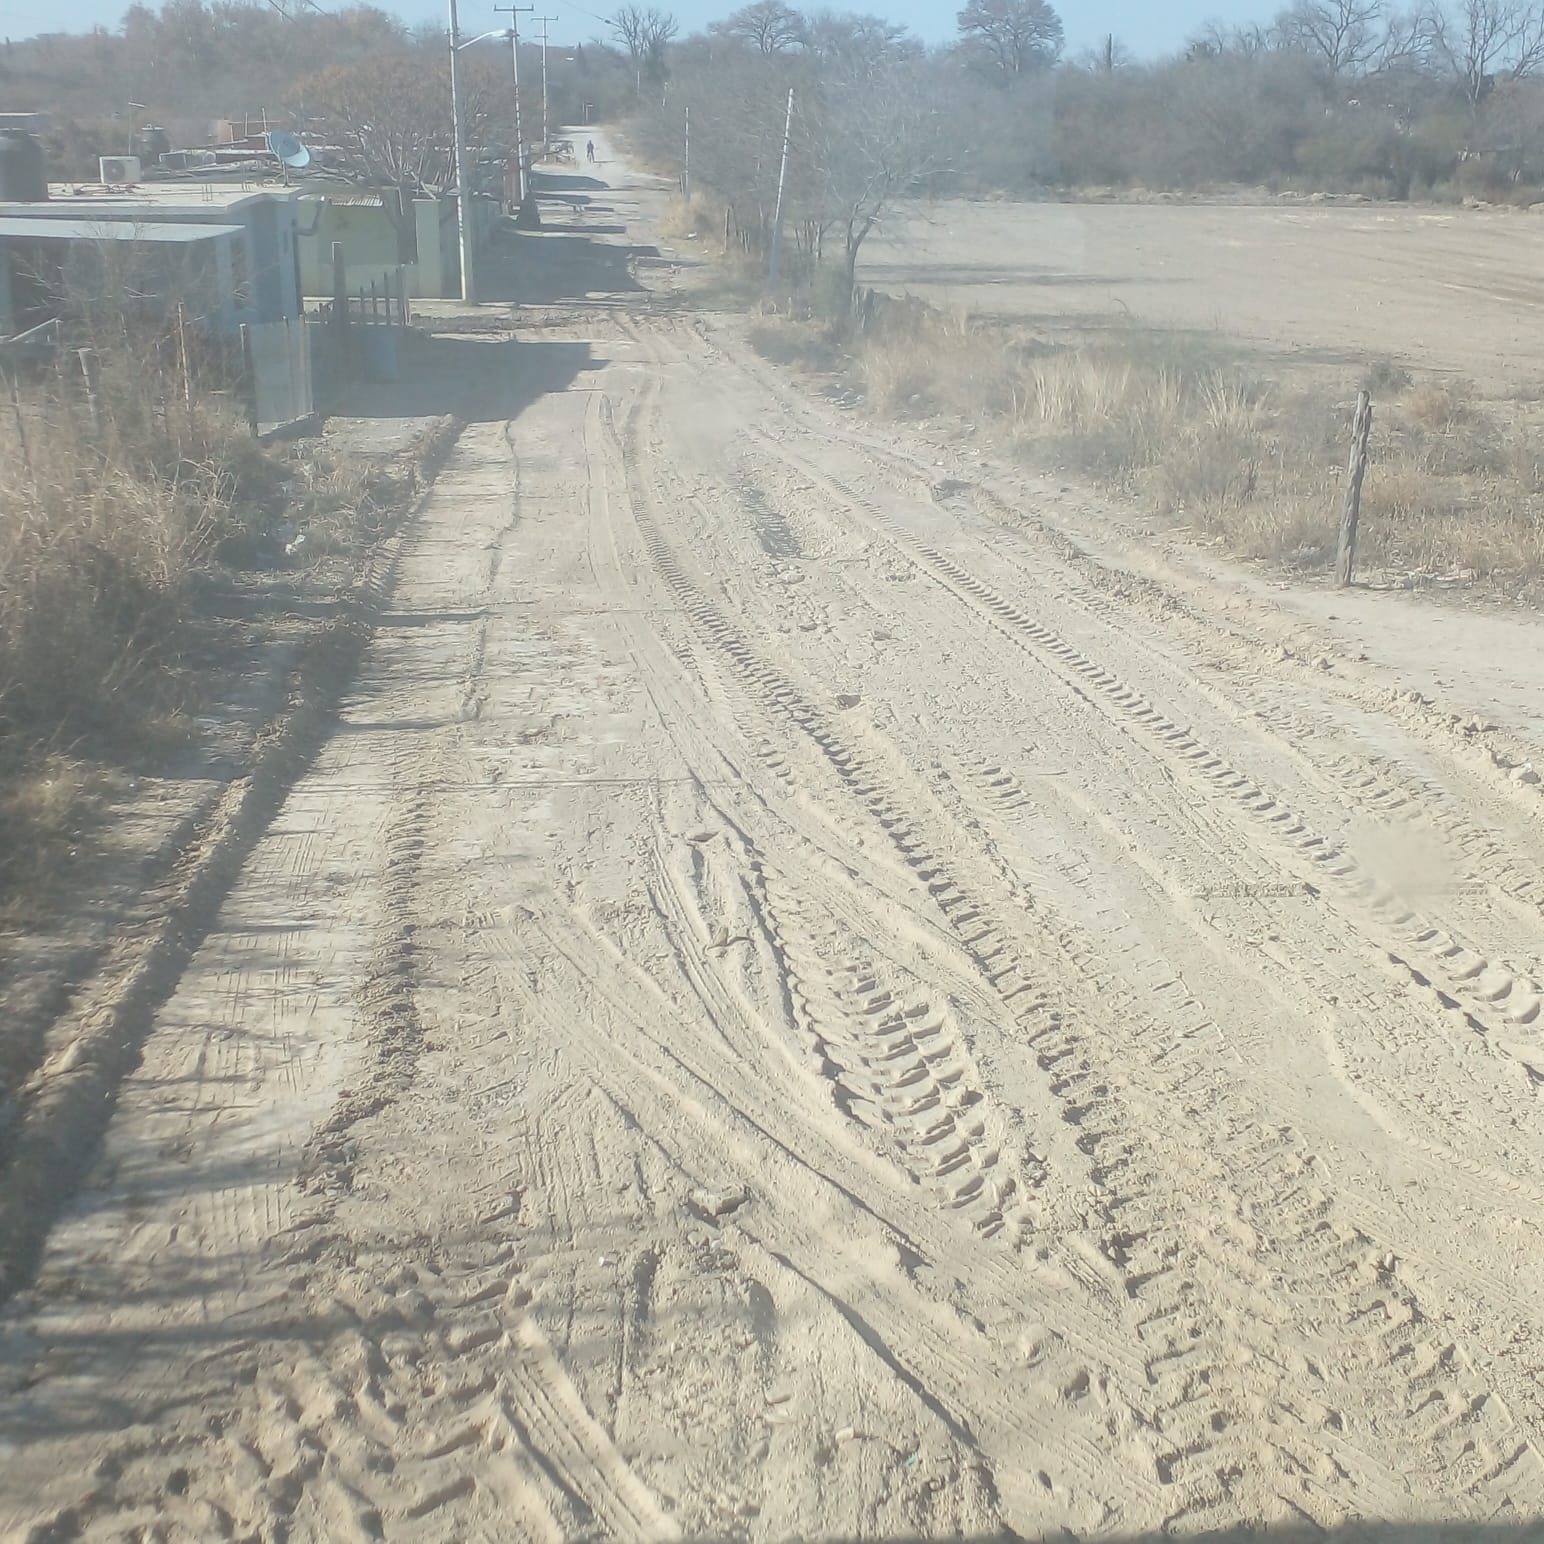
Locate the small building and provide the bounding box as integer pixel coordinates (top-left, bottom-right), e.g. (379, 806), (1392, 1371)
(0, 215), (247, 336)
(0, 183), (304, 328)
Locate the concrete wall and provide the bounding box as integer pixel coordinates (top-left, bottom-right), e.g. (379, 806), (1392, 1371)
(299, 194), (498, 301)
(412, 194), (499, 299)
(297, 196), (413, 298)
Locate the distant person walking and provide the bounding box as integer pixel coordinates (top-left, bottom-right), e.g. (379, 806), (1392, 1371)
(586, 139), (596, 163)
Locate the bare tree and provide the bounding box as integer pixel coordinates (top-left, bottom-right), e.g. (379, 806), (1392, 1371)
(1420, 0), (1544, 103)
(1275, 0), (1428, 76)
(1276, 0), (1390, 74)
(297, 49), (507, 228)
(711, 0), (807, 53)
(806, 55), (942, 309)
(803, 8), (916, 64)
(610, 4), (678, 80)
(1188, 17), (1281, 56)
(956, 0), (1063, 77)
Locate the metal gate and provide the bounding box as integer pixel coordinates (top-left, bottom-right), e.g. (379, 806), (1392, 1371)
(245, 316), (314, 433)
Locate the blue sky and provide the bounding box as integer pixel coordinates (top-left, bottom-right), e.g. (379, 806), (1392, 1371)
(8, 0), (1278, 61)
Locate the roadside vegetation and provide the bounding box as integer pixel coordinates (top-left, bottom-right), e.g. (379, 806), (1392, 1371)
(748, 297), (1544, 592)
(18, 0), (1544, 205)
(0, 310), (415, 914)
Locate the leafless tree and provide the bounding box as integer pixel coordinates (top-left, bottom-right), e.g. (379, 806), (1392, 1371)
(956, 0), (1063, 78)
(1420, 0), (1544, 103)
(297, 48), (507, 227)
(610, 4), (678, 79)
(803, 8), (916, 64)
(711, 0), (807, 54)
(1276, 0), (1388, 74)
(806, 55), (942, 308)
(1188, 17), (1281, 57)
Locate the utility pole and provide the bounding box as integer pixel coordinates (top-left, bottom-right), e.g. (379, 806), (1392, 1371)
(683, 104), (689, 197)
(536, 16), (557, 147)
(447, 0), (476, 303)
(495, 2), (534, 208)
(767, 86), (794, 288)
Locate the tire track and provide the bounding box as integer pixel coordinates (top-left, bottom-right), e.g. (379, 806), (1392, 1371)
(606, 330), (1544, 1530)
(757, 426), (1544, 1093)
(725, 437), (1544, 1224)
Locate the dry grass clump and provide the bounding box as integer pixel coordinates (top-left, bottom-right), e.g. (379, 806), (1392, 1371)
(658, 193), (720, 242)
(746, 315), (844, 372)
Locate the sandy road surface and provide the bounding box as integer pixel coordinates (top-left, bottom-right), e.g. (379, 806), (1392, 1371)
(6, 137), (1544, 1542)
(865, 201), (1544, 388)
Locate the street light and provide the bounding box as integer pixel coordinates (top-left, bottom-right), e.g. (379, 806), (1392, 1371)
(448, 14), (514, 305)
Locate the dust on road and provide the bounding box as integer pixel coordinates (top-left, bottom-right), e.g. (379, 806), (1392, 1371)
(5, 135), (1544, 1543)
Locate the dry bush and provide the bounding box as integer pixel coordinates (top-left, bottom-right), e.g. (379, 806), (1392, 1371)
(747, 316), (844, 372)
(658, 193), (721, 242)
(1402, 379), (1474, 433)
(0, 352), (286, 815)
(845, 304), (1028, 420)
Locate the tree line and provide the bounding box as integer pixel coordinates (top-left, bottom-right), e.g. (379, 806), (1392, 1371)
(10, 0), (1544, 203)
(629, 0), (1544, 204)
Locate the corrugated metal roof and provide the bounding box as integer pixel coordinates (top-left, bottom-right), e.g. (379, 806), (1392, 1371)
(0, 217), (243, 242)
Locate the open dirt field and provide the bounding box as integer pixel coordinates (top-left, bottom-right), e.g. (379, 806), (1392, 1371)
(7, 139), (1544, 1544)
(864, 201), (1544, 389)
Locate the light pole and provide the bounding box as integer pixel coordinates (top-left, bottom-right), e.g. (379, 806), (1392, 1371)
(448, 0), (476, 303)
(450, 19), (517, 303)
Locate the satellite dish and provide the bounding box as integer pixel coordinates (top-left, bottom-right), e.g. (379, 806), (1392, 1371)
(267, 131), (311, 169)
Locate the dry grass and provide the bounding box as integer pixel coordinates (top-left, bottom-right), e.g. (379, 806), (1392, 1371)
(658, 193), (720, 242)
(1, 362), (277, 753)
(0, 331), (358, 915)
(751, 295), (1544, 595)
(0, 756), (102, 920)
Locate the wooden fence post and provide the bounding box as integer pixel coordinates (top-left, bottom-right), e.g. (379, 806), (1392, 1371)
(8, 373), (33, 483)
(78, 347), (104, 439)
(176, 300), (194, 435)
(331, 241), (348, 346)
(1336, 389), (1374, 588)
(239, 323), (259, 437)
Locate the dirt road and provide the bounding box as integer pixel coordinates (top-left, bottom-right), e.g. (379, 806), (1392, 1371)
(865, 200), (1544, 388)
(6, 138), (1544, 1543)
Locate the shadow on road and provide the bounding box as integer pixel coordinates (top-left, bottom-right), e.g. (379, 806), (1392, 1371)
(480, 226), (663, 305)
(530, 171), (609, 193)
(328, 334), (596, 425)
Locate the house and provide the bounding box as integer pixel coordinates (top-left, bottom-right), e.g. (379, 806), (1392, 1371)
(0, 215), (247, 336)
(0, 182), (305, 330)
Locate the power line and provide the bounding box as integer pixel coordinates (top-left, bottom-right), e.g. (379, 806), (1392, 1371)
(549, 0), (614, 32)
